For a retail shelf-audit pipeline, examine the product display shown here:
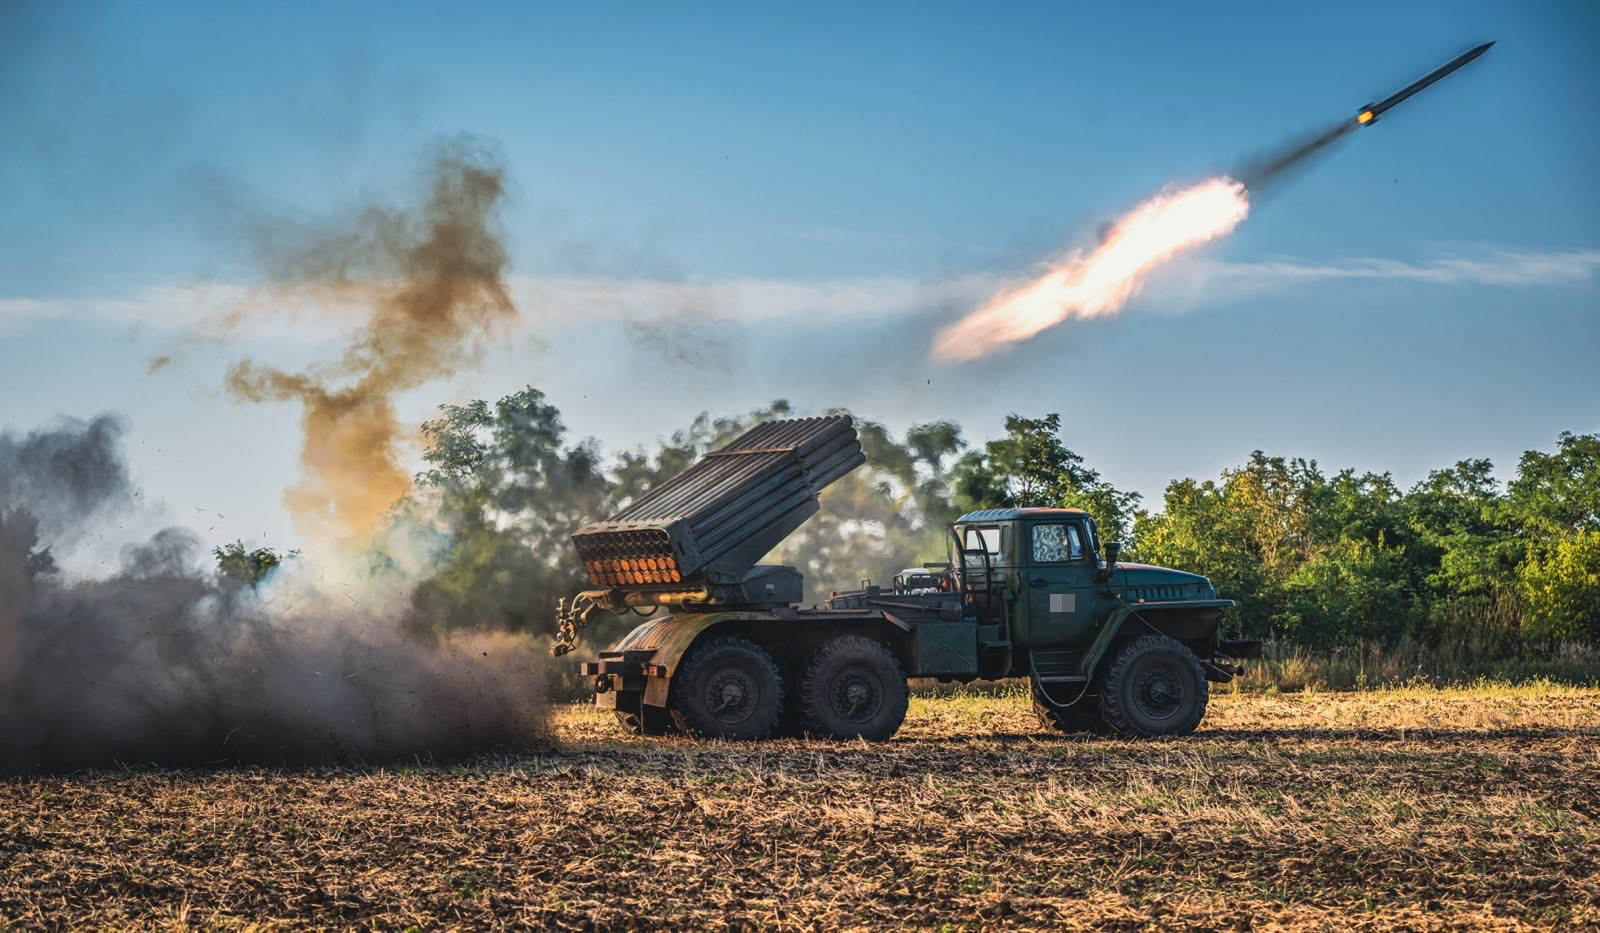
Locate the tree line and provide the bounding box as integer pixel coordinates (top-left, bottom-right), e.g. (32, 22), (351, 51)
(224, 387), (1600, 659)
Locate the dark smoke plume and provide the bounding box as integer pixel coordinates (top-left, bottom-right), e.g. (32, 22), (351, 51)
(0, 414), (130, 545)
(1235, 119), (1358, 196)
(214, 135), (518, 547)
(0, 417), (547, 773)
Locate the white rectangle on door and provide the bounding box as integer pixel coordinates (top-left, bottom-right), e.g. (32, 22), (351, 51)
(1049, 593), (1076, 614)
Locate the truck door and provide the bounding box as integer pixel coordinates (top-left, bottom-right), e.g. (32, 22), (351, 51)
(1023, 521), (1097, 653)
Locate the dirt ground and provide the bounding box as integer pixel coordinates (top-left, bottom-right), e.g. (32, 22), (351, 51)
(2, 685), (1597, 930)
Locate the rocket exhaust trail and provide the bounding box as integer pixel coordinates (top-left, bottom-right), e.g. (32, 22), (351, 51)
(1234, 120), (1357, 194)
(930, 178), (1250, 362)
(1240, 42), (1494, 193)
(933, 41), (1495, 362)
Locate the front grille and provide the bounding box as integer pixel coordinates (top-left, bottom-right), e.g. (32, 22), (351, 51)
(1125, 585), (1195, 603)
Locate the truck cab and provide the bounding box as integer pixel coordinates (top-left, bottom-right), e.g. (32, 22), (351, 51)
(950, 507), (1256, 734)
(957, 508), (1104, 657)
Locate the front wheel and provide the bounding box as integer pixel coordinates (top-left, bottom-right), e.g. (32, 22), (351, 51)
(799, 636), (909, 741)
(669, 637), (785, 740)
(1098, 634), (1208, 738)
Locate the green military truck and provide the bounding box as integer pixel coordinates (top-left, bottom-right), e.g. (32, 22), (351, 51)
(555, 415), (1259, 740)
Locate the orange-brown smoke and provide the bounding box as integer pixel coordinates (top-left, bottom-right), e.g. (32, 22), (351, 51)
(222, 137), (516, 547)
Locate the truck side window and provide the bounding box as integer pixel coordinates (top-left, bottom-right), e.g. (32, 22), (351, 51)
(1032, 524), (1084, 563)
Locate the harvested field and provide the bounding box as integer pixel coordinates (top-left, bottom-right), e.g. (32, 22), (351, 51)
(3, 686), (1598, 929)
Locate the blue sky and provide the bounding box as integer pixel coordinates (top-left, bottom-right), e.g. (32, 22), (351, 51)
(2, 1), (1597, 556)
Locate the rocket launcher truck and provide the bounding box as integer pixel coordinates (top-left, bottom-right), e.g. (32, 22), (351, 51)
(555, 415), (1260, 740)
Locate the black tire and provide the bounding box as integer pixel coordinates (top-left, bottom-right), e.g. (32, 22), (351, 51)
(612, 705), (678, 736)
(1098, 634), (1208, 738)
(1030, 678), (1108, 735)
(799, 636), (909, 741)
(770, 663), (810, 739)
(668, 637), (784, 740)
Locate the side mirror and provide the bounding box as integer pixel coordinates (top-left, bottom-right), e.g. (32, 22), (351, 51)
(1096, 541), (1122, 584)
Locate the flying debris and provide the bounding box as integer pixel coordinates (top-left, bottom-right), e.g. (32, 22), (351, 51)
(1356, 42), (1494, 126)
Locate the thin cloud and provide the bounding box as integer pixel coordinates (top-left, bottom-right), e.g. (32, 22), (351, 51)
(510, 274), (984, 327)
(1208, 249), (1600, 287)
(1146, 248), (1600, 314)
(0, 274), (986, 338)
(0, 298), (66, 336)
(2, 248), (1595, 341)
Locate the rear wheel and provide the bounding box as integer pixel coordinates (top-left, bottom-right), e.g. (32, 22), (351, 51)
(799, 636), (909, 741)
(1030, 678), (1107, 735)
(1098, 634), (1208, 738)
(669, 637), (784, 740)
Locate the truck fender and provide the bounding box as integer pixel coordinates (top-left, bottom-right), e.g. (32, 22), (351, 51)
(610, 611), (764, 708)
(1077, 599), (1237, 680)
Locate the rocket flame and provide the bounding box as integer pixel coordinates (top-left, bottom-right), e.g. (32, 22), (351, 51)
(932, 177), (1250, 362)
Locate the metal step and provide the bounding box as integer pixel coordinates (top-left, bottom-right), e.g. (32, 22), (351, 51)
(1030, 650), (1084, 679)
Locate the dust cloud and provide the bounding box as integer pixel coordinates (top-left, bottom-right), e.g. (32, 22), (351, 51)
(0, 416), (547, 774)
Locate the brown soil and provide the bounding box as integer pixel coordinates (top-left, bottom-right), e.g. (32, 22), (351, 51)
(2, 687), (1597, 929)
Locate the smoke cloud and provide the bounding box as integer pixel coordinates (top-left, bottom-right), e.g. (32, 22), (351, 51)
(215, 135), (518, 548)
(0, 416), (547, 773)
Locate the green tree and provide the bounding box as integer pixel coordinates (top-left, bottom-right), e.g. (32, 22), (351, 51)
(409, 386), (610, 634)
(952, 414), (1090, 510)
(1223, 452), (1325, 577)
(391, 385), (1597, 661)
(1134, 477), (1275, 636)
(1280, 535), (1415, 648)
(903, 420), (967, 526)
(607, 401), (797, 511)
(1396, 459), (1523, 651)
(213, 540), (293, 588)
(951, 413), (1138, 543)
(1518, 530), (1600, 642)
(777, 413), (965, 596)
(1404, 459), (1514, 598)
(1506, 432), (1600, 540)
(1506, 433), (1600, 641)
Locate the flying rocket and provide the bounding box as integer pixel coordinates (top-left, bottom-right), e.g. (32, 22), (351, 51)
(1356, 42), (1494, 126)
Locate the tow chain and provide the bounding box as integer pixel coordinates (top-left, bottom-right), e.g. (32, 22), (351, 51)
(551, 594), (595, 657)
(552, 594), (659, 657)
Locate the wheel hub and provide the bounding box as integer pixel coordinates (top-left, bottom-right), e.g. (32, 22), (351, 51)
(1134, 667), (1182, 719)
(830, 668), (883, 723)
(705, 669), (757, 724)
